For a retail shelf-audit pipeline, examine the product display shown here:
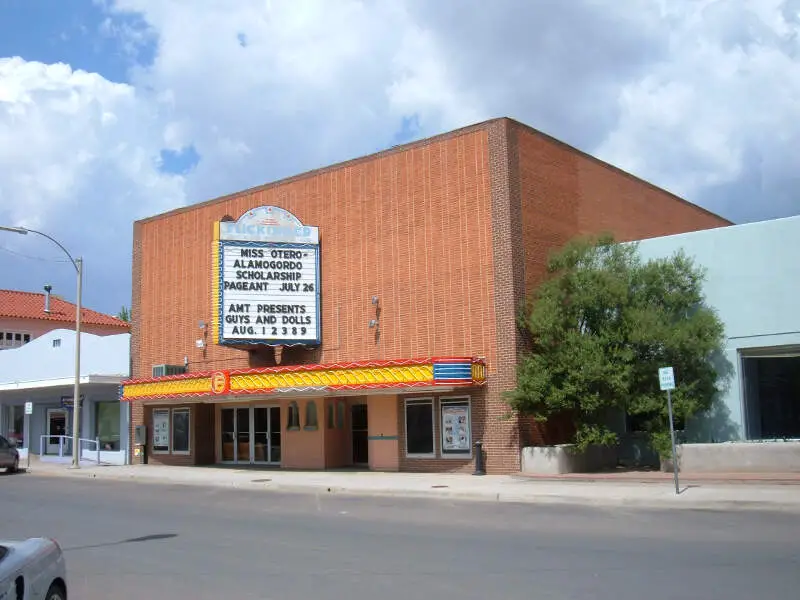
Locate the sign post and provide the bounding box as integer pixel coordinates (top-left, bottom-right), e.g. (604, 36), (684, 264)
(24, 401), (33, 471)
(658, 366), (680, 495)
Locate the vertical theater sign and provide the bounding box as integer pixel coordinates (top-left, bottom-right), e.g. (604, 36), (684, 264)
(213, 206), (321, 347)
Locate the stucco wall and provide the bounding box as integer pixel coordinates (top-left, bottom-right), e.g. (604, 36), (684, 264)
(635, 215), (800, 442)
(367, 394), (400, 471)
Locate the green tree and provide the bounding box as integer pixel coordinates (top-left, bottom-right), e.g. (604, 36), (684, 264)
(117, 306), (131, 322)
(507, 234), (725, 459)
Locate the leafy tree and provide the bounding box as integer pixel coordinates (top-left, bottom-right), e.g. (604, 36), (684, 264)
(507, 234), (725, 459)
(117, 306), (131, 322)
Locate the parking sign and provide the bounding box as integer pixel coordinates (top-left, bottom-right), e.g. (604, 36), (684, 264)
(658, 367), (675, 391)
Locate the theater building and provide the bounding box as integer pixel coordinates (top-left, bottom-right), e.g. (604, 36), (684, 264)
(121, 117), (729, 473)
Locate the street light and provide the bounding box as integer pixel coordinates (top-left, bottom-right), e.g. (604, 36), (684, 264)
(0, 225), (84, 469)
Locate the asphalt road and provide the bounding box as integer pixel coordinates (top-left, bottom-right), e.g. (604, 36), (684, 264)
(1, 472), (799, 600)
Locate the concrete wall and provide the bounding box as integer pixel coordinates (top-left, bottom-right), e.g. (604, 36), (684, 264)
(678, 442), (800, 473)
(636, 215), (800, 442)
(521, 444), (618, 475)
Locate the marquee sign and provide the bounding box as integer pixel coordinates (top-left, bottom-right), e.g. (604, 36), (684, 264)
(213, 206), (321, 347)
(120, 357), (488, 401)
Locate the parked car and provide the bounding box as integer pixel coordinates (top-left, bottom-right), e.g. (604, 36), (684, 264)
(0, 436), (19, 473)
(0, 538), (67, 600)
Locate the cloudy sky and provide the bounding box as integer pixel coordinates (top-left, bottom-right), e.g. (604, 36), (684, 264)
(1, 0), (798, 316)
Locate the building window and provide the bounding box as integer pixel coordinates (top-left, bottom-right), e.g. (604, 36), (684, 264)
(152, 409), (170, 453)
(0, 331), (31, 350)
(742, 354), (800, 440)
(304, 401), (318, 430)
(327, 403), (335, 429)
(405, 398), (435, 457)
(95, 402), (121, 451)
(172, 408), (191, 454)
(287, 401), (300, 430)
(440, 397), (471, 457)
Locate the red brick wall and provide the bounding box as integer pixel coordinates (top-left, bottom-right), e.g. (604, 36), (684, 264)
(131, 127), (497, 380)
(128, 117), (732, 474)
(141, 404), (205, 466)
(483, 120), (527, 473)
(396, 389), (484, 473)
(513, 121), (730, 295)
(509, 120), (731, 448)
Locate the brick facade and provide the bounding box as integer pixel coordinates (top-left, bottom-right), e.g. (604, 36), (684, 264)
(128, 117), (730, 474)
(140, 403), (215, 466)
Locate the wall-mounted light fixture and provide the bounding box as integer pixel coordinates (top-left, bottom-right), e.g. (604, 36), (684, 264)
(369, 296), (381, 343)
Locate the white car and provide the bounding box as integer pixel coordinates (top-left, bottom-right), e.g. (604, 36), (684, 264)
(0, 538), (67, 600)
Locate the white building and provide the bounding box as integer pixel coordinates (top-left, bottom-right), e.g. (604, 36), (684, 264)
(633, 215), (800, 472)
(0, 329), (131, 465)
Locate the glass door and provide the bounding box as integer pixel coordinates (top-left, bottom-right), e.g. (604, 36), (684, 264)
(220, 406), (280, 464)
(46, 409), (68, 455)
(253, 407), (269, 463)
(221, 408), (235, 461)
(351, 404), (369, 465)
(269, 406), (281, 464)
(254, 406), (281, 464)
(236, 407), (250, 463)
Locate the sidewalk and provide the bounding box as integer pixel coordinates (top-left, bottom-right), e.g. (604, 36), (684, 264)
(22, 460), (800, 512)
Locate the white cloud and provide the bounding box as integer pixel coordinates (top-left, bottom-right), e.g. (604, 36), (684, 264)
(0, 57), (184, 231)
(1, 0), (799, 313)
(108, 0), (416, 201)
(597, 0), (800, 219)
(0, 56), (185, 310)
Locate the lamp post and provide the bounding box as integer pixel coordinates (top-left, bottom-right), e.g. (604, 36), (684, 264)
(0, 225), (83, 469)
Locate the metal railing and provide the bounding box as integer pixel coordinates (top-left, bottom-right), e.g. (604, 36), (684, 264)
(39, 435), (101, 464)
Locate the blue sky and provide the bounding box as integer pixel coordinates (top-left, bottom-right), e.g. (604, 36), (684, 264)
(0, 0), (798, 316)
(0, 0), (145, 83)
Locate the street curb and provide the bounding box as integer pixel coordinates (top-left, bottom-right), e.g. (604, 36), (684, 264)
(22, 467), (800, 513)
(510, 474), (800, 486)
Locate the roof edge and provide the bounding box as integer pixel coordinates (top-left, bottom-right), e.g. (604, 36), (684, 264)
(1, 314), (131, 328)
(135, 117), (506, 224)
(505, 118), (734, 226)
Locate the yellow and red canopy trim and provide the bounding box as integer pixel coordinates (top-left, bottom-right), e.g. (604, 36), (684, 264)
(120, 356), (487, 401)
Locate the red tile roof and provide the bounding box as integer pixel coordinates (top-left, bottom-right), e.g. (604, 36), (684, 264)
(0, 289), (130, 329)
